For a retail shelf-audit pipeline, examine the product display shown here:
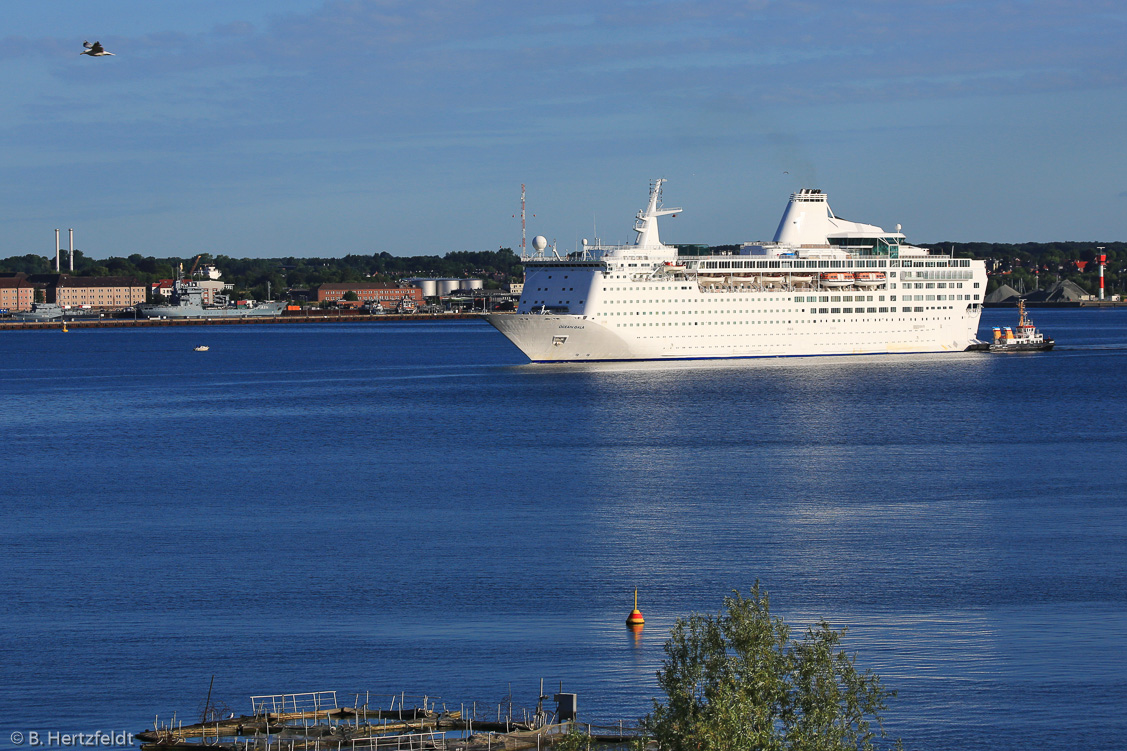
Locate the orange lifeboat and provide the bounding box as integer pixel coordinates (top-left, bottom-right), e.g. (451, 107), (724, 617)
(819, 272), (854, 288)
(853, 271), (886, 287)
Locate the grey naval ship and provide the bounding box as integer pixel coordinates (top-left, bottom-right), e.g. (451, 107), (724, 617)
(139, 279), (285, 319)
(11, 303), (65, 321)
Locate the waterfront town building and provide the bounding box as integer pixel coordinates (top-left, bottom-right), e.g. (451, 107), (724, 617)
(0, 275), (35, 312)
(35, 275), (146, 309)
(316, 283), (423, 307)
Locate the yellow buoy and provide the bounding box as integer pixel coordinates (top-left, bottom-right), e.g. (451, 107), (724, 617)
(626, 588), (645, 626)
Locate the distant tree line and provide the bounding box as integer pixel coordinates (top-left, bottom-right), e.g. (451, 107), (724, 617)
(0, 248), (524, 302)
(2, 242), (1123, 300)
(922, 241), (1126, 295)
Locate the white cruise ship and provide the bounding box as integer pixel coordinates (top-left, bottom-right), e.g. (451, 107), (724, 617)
(487, 180), (986, 362)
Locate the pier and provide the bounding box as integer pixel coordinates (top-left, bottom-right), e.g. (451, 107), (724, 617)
(138, 689), (643, 751)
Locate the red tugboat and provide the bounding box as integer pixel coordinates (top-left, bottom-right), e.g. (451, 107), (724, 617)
(989, 300), (1054, 352)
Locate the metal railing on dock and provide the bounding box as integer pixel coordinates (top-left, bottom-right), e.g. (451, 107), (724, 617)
(251, 691), (339, 718)
(348, 731), (446, 751)
(139, 688), (646, 751)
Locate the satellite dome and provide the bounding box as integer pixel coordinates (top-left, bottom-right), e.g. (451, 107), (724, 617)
(532, 235), (548, 251)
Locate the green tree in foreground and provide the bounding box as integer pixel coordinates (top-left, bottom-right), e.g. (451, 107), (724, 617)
(644, 583), (900, 751)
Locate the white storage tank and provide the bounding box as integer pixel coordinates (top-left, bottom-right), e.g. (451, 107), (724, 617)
(438, 279), (462, 295)
(407, 278), (438, 297)
(465, 278), (484, 290)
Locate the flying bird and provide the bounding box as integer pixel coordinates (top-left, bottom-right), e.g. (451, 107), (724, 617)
(80, 41), (114, 57)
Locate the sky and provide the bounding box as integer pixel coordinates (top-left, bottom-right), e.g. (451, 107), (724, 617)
(1, 0), (1125, 259)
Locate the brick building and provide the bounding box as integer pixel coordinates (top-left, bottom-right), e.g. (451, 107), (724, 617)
(34, 275), (146, 309)
(316, 283), (423, 306)
(0, 275), (35, 312)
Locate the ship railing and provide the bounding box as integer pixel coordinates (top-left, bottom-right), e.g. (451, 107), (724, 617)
(521, 247), (615, 262)
(521, 244), (671, 263)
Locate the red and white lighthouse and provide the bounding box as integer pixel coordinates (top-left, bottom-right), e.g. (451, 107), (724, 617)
(1097, 247), (1106, 301)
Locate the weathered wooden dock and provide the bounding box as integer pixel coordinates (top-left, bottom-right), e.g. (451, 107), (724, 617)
(137, 690), (644, 751)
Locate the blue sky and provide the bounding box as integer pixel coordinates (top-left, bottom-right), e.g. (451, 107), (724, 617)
(1, 0), (1125, 258)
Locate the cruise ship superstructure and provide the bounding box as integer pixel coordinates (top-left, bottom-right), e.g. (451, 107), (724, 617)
(487, 180), (986, 362)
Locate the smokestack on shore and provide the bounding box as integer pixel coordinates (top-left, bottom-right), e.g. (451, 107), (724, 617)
(69, 229), (74, 272)
(55, 229), (60, 272)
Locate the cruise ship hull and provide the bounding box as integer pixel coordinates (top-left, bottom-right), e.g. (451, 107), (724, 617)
(487, 311), (981, 363)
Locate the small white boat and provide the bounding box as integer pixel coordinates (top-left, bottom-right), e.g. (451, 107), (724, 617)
(193, 345), (210, 352)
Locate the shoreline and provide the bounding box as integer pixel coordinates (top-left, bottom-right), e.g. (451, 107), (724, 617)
(0, 312), (490, 331)
(984, 300), (1127, 308)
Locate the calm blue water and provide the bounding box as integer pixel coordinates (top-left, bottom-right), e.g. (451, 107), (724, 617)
(1, 309), (1125, 750)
